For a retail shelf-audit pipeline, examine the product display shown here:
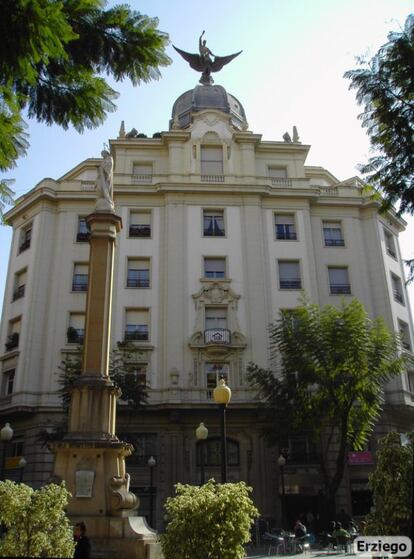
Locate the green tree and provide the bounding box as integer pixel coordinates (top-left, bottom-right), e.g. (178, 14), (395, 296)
(0, 480), (75, 558)
(161, 480), (259, 559)
(344, 14), (414, 282)
(0, 0), (170, 218)
(247, 298), (404, 520)
(364, 432), (413, 537)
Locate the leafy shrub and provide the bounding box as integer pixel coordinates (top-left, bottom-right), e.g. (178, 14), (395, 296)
(161, 479), (259, 559)
(0, 480), (75, 558)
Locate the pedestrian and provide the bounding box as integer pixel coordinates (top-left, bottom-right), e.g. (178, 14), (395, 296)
(73, 521), (91, 559)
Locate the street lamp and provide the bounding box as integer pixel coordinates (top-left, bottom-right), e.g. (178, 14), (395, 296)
(278, 453), (287, 529)
(196, 422), (208, 485)
(148, 455), (156, 528)
(213, 378), (231, 483)
(18, 456), (27, 483)
(1, 423), (13, 481)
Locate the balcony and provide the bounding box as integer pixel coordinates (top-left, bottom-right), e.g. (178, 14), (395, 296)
(67, 327), (84, 345)
(325, 238), (345, 246)
(5, 333), (19, 352)
(12, 285), (25, 301)
(201, 175), (225, 183)
(280, 279), (302, 290)
(127, 277), (150, 288)
(276, 231), (297, 240)
(19, 239), (31, 253)
(393, 290), (404, 304)
(271, 177), (292, 187)
(330, 284), (351, 295)
(72, 275), (88, 292)
(131, 174), (152, 185)
(204, 328), (231, 345)
(76, 232), (90, 242)
(124, 330), (149, 342)
(129, 225), (151, 238)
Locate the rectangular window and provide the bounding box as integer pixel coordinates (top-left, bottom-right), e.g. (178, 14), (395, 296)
(205, 362), (229, 398)
(5, 319), (20, 352)
(205, 307), (227, 330)
(127, 258), (150, 288)
(129, 211), (151, 238)
(391, 273), (404, 305)
(398, 320), (411, 351)
(13, 269), (27, 301)
(67, 313), (85, 344)
(77, 217), (90, 242)
(323, 221), (344, 246)
(384, 229), (397, 258)
(72, 264), (88, 292)
(201, 146), (223, 176)
(204, 257), (226, 279)
(408, 371), (414, 393)
(132, 164), (153, 184)
(268, 167), (290, 186)
(1, 369), (15, 396)
(125, 433), (157, 466)
(275, 214), (297, 240)
(328, 267), (351, 294)
(125, 309), (149, 341)
(203, 210), (225, 237)
(278, 261), (301, 290)
(19, 225), (32, 253)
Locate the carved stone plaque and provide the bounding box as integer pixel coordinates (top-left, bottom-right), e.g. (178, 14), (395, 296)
(75, 469), (95, 498)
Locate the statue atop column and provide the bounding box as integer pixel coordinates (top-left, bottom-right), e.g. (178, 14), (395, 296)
(95, 148), (114, 212)
(173, 31), (242, 85)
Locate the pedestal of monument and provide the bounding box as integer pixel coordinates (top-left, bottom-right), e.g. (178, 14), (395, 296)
(50, 211), (160, 559)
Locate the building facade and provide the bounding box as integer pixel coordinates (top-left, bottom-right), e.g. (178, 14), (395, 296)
(1, 83), (413, 529)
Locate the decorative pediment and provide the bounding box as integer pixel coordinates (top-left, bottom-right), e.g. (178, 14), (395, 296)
(192, 282), (240, 307)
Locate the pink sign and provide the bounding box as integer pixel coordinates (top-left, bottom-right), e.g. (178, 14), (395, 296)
(348, 451), (373, 465)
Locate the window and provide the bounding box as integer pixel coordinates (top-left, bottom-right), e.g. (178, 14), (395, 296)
(408, 371), (414, 393)
(197, 437), (240, 466)
(129, 211), (151, 238)
(72, 264), (88, 292)
(1, 369), (15, 396)
(278, 261), (301, 289)
(124, 433), (157, 466)
(205, 362), (229, 398)
(328, 267), (351, 294)
(67, 313), (85, 344)
(76, 217), (90, 242)
(268, 167), (290, 186)
(275, 214), (297, 240)
(203, 210), (225, 237)
(5, 319), (20, 351)
(279, 435), (319, 465)
(398, 320), (411, 351)
(127, 259), (150, 288)
(201, 146), (223, 176)
(205, 307), (227, 330)
(19, 225), (32, 253)
(323, 221), (344, 246)
(391, 273), (404, 305)
(125, 309), (149, 341)
(384, 229), (396, 258)
(132, 164), (153, 184)
(13, 269), (27, 301)
(204, 257), (226, 279)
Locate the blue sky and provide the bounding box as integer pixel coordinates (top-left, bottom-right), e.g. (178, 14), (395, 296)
(1, 0), (413, 314)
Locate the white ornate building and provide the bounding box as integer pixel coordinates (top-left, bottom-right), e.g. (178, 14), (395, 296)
(1, 82), (413, 528)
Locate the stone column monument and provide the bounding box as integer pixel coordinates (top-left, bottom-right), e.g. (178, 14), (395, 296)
(50, 148), (159, 559)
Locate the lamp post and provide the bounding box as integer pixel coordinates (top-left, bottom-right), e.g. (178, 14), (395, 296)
(148, 455), (156, 528)
(196, 422), (208, 485)
(213, 378), (231, 483)
(0, 423), (13, 481)
(18, 456), (27, 483)
(278, 453), (287, 529)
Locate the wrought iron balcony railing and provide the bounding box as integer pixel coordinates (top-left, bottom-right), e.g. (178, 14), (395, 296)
(330, 284), (351, 294)
(204, 328), (231, 345)
(280, 279), (302, 290)
(325, 238), (345, 246)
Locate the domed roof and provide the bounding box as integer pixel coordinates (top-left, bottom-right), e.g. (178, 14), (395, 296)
(170, 84), (247, 130)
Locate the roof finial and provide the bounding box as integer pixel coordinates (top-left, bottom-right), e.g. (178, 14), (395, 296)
(119, 120), (125, 138)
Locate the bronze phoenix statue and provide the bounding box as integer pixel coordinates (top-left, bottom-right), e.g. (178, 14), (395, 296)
(173, 31), (242, 85)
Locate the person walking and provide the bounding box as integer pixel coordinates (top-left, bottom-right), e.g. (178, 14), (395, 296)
(73, 521), (91, 559)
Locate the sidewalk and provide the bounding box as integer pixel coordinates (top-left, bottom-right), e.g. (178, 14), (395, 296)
(245, 548), (354, 559)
